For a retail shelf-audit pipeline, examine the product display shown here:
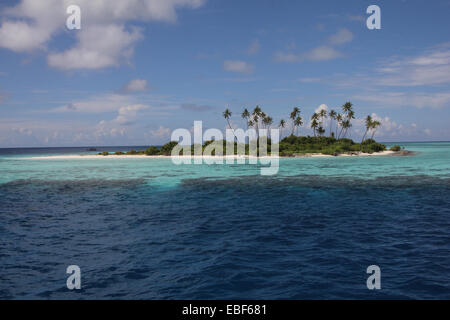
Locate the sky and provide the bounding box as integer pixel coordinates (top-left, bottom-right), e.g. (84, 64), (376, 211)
(1, 0), (450, 147)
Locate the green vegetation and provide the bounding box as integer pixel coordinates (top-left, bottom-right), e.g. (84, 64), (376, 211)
(279, 136), (385, 156)
(159, 141), (178, 155)
(145, 146), (160, 155)
(390, 145), (402, 152)
(99, 101), (392, 157)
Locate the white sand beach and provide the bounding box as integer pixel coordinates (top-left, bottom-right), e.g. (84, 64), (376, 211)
(27, 150), (396, 160)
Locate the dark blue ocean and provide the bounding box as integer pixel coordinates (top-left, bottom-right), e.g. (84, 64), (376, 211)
(1, 143), (449, 299)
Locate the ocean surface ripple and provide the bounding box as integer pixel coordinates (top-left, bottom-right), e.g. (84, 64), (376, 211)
(1, 143), (450, 299)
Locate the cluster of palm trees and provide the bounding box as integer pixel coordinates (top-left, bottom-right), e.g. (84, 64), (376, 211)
(223, 102), (381, 141)
(223, 106), (274, 140)
(362, 115), (382, 142)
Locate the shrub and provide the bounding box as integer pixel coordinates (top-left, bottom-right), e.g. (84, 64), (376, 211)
(160, 141), (179, 155)
(145, 146), (160, 155)
(390, 145), (402, 152)
(361, 142), (386, 153)
(361, 138), (376, 145)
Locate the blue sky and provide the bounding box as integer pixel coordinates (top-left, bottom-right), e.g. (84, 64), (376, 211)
(1, 0), (450, 147)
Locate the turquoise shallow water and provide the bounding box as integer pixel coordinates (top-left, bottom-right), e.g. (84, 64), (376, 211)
(1, 142), (449, 299)
(1, 142), (450, 188)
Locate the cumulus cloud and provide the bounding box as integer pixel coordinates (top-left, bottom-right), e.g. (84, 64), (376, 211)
(223, 60), (254, 74)
(120, 79), (150, 94)
(308, 104), (330, 128)
(367, 113), (429, 139)
(149, 125), (171, 139)
(113, 104), (148, 125)
(314, 104), (329, 114)
(48, 24), (143, 70)
(328, 28), (353, 45)
(0, 0), (206, 69)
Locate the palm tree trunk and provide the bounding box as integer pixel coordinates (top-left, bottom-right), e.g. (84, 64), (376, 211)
(371, 129), (377, 140)
(361, 129), (368, 144)
(338, 126), (344, 139)
(227, 119), (237, 142)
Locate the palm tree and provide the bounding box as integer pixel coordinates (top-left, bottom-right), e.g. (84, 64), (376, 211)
(311, 118), (319, 137)
(290, 107), (300, 135)
(340, 120), (351, 139)
(223, 108), (236, 141)
(263, 116), (273, 137)
(340, 102), (355, 138)
(311, 113), (319, 137)
(241, 108), (250, 129)
(279, 119), (286, 137)
(343, 110), (355, 138)
(317, 126), (325, 136)
(251, 106), (262, 148)
(361, 115), (373, 143)
(318, 109), (327, 136)
(329, 109), (337, 138)
(261, 112), (267, 122)
(252, 105), (262, 143)
(370, 120), (381, 140)
(223, 108), (233, 129)
(294, 116), (303, 136)
(342, 101), (353, 115)
(336, 113), (343, 139)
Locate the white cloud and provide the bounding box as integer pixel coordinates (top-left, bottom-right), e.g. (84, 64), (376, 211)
(149, 125), (171, 139)
(297, 77), (321, 83)
(274, 28), (352, 63)
(353, 92), (450, 109)
(308, 104), (330, 128)
(53, 93), (133, 113)
(0, 0), (206, 69)
(247, 39), (260, 55)
(328, 28), (353, 45)
(114, 104), (148, 125)
(48, 24), (143, 70)
(366, 113), (427, 139)
(315, 104), (329, 114)
(376, 47), (450, 87)
(333, 113), (429, 140)
(307, 46), (343, 61)
(275, 46), (343, 63)
(223, 60), (254, 74)
(0, 21), (53, 52)
(120, 79), (150, 94)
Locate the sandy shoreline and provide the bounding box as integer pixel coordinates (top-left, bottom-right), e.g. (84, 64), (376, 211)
(26, 150), (397, 160)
